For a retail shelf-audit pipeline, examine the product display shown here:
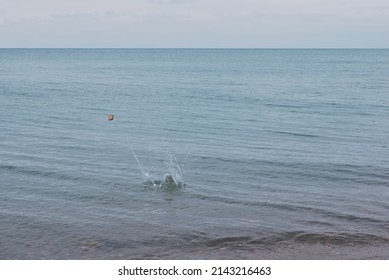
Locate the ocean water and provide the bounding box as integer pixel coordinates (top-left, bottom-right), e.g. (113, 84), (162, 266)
(1, 49), (388, 259)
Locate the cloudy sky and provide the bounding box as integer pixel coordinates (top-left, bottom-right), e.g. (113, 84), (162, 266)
(1, 0), (388, 47)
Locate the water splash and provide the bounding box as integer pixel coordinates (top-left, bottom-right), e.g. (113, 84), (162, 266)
(131, 149), (187, 190)
(132, 149), (147, 182)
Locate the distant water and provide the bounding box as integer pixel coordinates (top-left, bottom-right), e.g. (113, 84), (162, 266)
(1, 49), (389, 259)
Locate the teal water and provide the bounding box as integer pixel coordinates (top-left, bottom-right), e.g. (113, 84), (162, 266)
(1, 49), (389, 259)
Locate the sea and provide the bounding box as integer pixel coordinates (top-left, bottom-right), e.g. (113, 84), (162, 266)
(1, 49), (388, 259)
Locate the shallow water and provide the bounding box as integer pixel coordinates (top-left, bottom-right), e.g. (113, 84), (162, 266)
(1, 49), (388, 259)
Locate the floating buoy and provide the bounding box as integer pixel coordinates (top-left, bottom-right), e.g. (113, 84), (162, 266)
(108, 114), (114, 121)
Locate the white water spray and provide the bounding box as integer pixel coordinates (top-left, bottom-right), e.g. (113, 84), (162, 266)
(131, 149), (187, 190)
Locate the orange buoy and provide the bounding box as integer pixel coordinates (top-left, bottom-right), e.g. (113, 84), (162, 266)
(108, 114), (114, 121)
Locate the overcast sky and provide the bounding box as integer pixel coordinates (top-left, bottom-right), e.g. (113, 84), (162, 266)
(1, 0), (388, 48)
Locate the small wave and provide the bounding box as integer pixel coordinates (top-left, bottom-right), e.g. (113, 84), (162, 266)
(208, 236), (251, 247)
(267, 130), (320, 138)
(287, 232), (388, 246)
(0, 164), (18, 171)
(67, 230), (389, 259)
(209, 231), (389, 248)
(264, 103), (306, 109)
(0, 163), (89, 183)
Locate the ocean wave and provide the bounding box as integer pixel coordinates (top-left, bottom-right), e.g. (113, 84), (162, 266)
(0, 163), (87, 183)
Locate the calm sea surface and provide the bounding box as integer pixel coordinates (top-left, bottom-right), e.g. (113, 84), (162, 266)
(1, 49), (388, 259)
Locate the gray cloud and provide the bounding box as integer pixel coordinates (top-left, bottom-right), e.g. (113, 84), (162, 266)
(1, 0), (388, 47)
